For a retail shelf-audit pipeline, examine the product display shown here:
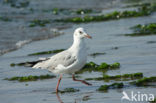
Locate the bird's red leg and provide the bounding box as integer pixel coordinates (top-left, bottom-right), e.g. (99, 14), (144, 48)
(56, 74), (62, 93)
(72, 74), (92, 86)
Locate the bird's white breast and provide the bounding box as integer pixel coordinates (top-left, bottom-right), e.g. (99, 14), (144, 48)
(66, 42), (87, 74)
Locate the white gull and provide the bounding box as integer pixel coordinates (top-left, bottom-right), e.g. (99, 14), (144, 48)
(32, 27), (92, 92)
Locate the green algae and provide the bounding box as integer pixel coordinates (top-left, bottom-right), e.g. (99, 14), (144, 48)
(133, 23), (156, 34)
(28, 49), (65, 56)
(55, 4), (155, 23)
(125, 23), (156, 36)
(4, 74), (56, 82)
(130, 76), (156, 86)
(96, 62), (120, 70)
(76, 62), (120, 74)
(56, 88), (79, 93)
(97, 82), (124, 91)
(109, 62), (120, 69)
(0, 16), (11, 22)
(52, 8), (59, 15)
(75, 62), (98, 74)
(85, 72), (143, 81)
(29, 19), (51, 27)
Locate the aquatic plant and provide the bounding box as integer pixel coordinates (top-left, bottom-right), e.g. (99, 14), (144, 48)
(57, 88), (79, 93)
(75, 62), (98, 74)
(52, 8), (59, 15)
(109, 62), (120, 69)
(84, 62), (99, 68)
(55, 4), (156, 23)
(96, 62), (120, 70)
(130, 76), (156, 86)
(98, 82), (124, 91)
(85, 72), (143, 81)
(133, 23), (156, 34)
(28, 49), (65, 56)
(125, 23), (156, 36)
(76, 62), (120, 74)
(29, 19), (51, 27)
(0, 16), (11, 22)
(4, 74), (56, 82)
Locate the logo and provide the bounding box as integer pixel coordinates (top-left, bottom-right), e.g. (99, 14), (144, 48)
(121, 91), (155, 102)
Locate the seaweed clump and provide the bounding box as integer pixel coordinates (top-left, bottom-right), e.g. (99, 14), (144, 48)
(29, 19), (51, 27)
(76, 62), (120, 74)
(4, 74), (56, 82)
(55, 4), (156, 23)
(125, 23), (156, 36)
(85, 72), (143, 81)
(28, 49), (65, 56)
(130, 76), (156, 86)
(97, 62), (120, 70)
(0, 16), (11, 22)
(97, 82), (124, 91)
(57, 88), (79, 93)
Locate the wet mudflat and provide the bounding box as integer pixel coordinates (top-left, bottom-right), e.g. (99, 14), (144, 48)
(0, 0), (156, 103)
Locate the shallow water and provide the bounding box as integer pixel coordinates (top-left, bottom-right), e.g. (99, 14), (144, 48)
(0, 0), (121, 55)
(0, 0), (156, 103)
(1, 10), (156, 103)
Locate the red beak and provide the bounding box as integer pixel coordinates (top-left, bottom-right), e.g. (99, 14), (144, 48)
(85, 34), (92, 39)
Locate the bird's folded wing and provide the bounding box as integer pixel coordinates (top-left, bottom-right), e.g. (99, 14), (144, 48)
(32, 50), (76, 71)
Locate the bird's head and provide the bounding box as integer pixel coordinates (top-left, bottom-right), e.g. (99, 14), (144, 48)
(74, 27), (92, 39)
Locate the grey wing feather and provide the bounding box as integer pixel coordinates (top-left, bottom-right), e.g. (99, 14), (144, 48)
(32, 50), (76, 70)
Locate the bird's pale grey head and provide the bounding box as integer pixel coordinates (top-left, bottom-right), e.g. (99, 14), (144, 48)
(74, 27), (92, 39)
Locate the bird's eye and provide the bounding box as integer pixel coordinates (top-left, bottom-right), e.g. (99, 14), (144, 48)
(79, 31), (83, 34)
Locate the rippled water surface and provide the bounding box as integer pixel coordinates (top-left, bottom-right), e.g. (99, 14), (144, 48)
(0, 0), (156, 103)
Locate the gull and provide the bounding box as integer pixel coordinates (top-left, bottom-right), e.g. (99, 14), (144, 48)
(32, 27), (92, 92)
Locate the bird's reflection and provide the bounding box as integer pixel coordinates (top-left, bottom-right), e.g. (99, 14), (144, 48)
(56, 92), (63, 103)
(56, 92), (92, 103)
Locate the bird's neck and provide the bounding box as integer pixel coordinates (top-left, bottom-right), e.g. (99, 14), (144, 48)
(70, 36), (86, 51)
